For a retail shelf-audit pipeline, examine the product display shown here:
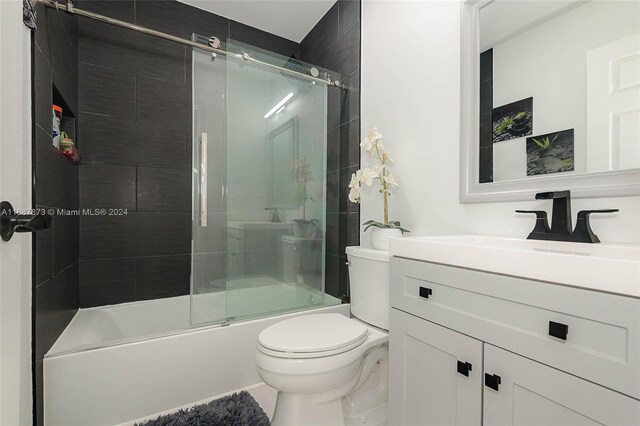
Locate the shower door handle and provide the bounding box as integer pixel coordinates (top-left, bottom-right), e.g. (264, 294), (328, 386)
(200, 132), (208, 227)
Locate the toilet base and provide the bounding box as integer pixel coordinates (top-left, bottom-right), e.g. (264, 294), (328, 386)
(271, 392), (346, 426)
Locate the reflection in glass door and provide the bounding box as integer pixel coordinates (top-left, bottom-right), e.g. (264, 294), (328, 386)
(190, 35), (340, 327)
(225, 40), (333, 321)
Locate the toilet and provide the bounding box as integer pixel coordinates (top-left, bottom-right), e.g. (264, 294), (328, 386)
(256, 246), (390, 426)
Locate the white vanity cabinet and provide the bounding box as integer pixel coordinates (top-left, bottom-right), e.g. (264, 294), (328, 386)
(389, 257), (640, 425)
(389, 309), (483, 425)
(483, 344), (639, 425)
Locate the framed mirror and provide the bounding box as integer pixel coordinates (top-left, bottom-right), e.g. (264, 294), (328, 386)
(267, 117), (299, 208)
(460, 0), (640, 202)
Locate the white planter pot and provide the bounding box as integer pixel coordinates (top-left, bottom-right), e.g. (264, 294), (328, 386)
(370, 228), (403, 251)
(293, 221), (315, 238)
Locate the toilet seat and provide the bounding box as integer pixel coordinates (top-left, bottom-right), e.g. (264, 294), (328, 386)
(258, 313), (369, 359)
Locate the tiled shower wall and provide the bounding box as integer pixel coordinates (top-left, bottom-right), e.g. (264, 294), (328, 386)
(300, 0), (361, 301)
(479, 48), (493, 183)
(33, 3), (80, 424)
(76, 0), (299, 308)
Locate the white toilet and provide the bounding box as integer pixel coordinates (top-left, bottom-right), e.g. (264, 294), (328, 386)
(256, 246), (390, 426)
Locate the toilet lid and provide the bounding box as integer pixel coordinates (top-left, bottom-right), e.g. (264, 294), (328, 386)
(258, 313), (369, 354)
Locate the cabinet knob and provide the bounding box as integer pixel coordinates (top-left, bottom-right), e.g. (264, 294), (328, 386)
(419, 286), (432, 299)
(548, 321), (569, 340)
(457, 361), (472, 377)
(485, 373), (501, 391)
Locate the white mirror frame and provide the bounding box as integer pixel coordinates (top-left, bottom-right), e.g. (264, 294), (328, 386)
(460, 0), (640, 203)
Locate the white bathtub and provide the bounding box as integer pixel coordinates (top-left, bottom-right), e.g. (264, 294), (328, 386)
(44, 283), (346, 425)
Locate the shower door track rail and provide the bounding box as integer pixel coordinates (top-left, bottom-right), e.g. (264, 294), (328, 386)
(37, 0), (345, 88)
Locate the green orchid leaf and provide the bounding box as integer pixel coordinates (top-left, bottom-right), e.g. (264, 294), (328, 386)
(532, 138), (545, 148)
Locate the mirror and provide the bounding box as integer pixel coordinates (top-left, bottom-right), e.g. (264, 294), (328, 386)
(267, 117), (299, 208)
(461, 0), (640, 202)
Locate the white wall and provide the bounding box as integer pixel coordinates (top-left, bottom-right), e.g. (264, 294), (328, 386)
(491, 0), (640, 180)
(360, 0), (640, 245)
(0, 1), (33, 424)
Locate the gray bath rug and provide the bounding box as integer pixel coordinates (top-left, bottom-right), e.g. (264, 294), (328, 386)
(136, 391), (270, 426)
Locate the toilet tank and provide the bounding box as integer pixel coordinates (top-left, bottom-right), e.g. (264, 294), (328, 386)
(345, 246), (390, 330)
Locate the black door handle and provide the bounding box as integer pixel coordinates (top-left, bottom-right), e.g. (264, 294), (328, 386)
(419, 286), (432, 299)
(1, 201), (52, 242)
(485, 373), (501, 391)
(457, 361), (472, 377)
(549, 321), (569, 340)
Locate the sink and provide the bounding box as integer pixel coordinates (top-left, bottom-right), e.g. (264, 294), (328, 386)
(226, 221), (294, 231)
(390, 235), (640, 297)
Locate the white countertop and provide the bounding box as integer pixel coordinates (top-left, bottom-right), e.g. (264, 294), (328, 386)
(226, 221), (294, 231)
(390, 235), (640, 298)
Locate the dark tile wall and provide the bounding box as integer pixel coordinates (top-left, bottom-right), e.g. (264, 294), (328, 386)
(32, 3), (80, 425)
(479, 48), (493, 183)
(300, 0), (361, 301)
(76, 0), (300, 308)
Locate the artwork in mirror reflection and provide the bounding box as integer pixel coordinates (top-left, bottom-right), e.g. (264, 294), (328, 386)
(492, 97), (533, 143)
(526, 129), (575, 176)
(478, 0), (640, 184)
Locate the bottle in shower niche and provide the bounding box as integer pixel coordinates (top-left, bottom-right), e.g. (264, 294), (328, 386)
(52, 104), (62, 149)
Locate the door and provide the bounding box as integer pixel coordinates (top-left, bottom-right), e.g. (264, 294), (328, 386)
(586, 33), (640, 172)
(483, 344), (640, 425)
(389, 308), (483, 426)
(0, 1), (34, 424)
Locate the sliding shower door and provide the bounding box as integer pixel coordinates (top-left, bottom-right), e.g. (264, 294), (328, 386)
(190, 42), (228, 326)
(225, 40), (331, 321)
(191, 36), (340, 326)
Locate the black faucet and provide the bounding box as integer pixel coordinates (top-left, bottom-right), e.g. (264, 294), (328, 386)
(264, 207), (281, 223)
(516, 190), (618, 243)
(535, 191), (573, 235)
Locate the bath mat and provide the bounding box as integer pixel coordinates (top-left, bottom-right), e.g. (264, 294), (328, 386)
(136, 391), (270, 426)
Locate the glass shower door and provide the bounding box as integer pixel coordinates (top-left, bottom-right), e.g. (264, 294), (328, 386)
(190, 36), (341, 327)
(224, 40), (333, 321)
(190, 42), (228, 326)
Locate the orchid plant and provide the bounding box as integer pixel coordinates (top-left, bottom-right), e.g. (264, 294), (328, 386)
(291, 157), (315, 222)
(348, 127), (409, 234)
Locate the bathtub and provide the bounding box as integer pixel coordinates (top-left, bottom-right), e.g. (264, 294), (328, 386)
(44, 282), (346, 425)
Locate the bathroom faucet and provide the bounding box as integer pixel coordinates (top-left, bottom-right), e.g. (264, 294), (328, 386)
(536, 190), (572, 235)
(516, 190), (618, 243)
(264, 207), (281, 223)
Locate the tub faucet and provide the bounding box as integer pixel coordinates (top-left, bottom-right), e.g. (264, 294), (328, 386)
(516, 190), (618, 243)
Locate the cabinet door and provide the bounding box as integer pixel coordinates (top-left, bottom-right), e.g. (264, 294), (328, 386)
(484, 344), (640, 425)
(389, 308), (483, 426)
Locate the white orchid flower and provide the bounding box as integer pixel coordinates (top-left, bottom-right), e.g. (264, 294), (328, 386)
(348, 127), (403, 229)
(348, 172), (360, 189)
(360, 137), (375, 152)
(383, 173), (398, 189)
(367, 127), (383, 142)
(371, 164), (383, 175)
(348, 186), (361, 203)
(362, 127), (384, 153)
(359, 168), (379, 187)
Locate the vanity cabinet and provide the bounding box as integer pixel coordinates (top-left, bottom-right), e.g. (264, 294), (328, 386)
(483, 344), (639, 425)
(226, 227), (291, 279)
(389, 257), (640, 425)
(389, 309), (482, 425)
